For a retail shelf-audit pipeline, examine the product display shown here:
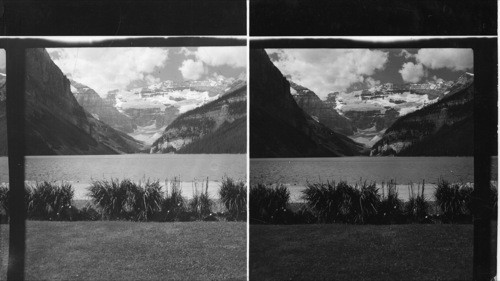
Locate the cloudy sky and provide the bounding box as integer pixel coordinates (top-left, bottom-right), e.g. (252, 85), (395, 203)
(48, 46), (246, 97)
(266, 48), (473, 99)
(0, 50), (5, 73)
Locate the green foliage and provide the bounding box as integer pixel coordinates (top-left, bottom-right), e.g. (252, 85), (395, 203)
(435, 179), (473, 222)
(404, 182), (429, 222)
(177, 117), (246, 154)
(26, 182), (74, 221)
(88, 179), (163, 221)
(189, 179), (213, 220)
(0, 185), (8, 222)
(250, 183), (290, 224)
(302, 181), (380, 224)
(378, 180), (404, 223)
(219, 177), (247, 221)
(75, 203), (101, 221)
(161, 177), (188, 222)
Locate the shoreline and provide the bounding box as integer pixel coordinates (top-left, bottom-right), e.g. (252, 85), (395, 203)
(2, 180), (233, 201)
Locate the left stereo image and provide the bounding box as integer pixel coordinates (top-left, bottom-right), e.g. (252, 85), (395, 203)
(0, 38), (247, 280)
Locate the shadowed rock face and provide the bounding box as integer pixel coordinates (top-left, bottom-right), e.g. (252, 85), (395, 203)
(250, 49), (364, 158)
(71, 80), (136, 133)
(371, 73), (474, 156)
(290, 81), (355, 136)
(24, 49), (142, 155)
(150, 82), (247, 154)
(0, 75), (6, 155)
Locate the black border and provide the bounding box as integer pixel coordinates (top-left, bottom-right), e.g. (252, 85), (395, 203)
(1, 0), (247, 36)
(250, 37), (498, 280)
(0, 36), (246, 280)
(250, 0), (497, 36)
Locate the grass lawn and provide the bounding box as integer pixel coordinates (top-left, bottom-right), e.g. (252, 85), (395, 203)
(1, 221), (246, 280)
(250, 223), (489, 281)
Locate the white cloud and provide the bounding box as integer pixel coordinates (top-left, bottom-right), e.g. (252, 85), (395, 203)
(397, 49), (414, 59)
(178, 47), (195, 56)
(415, 48), (473, 71)
(0, 49), (5, 72)
(399, 62), (425, 83)
(145, 74), (160, 85)
(179, 59), (206, 80)
(194, 47), (246, 68)
(267, 49), (388, 98)
(365, 77), (381, 88)
(48, 48), (169, 96)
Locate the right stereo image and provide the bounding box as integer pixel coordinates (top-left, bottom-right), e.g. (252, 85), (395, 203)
(249, 38), (497, 281)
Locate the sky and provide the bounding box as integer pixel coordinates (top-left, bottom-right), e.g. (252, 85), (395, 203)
(47, 46), (246, 97)
(0, 49), (5, 73)
(266, 48), (474, 99)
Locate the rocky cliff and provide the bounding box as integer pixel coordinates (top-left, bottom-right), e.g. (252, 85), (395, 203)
(289, 80), (355, 136)
(250, 49), (364, 158)
(71, 80), (136, 133)
(0, 75), (6, 155)
(370, 73), (474, 156)
(24, 49), (142, 155)
(150, 82), (246, 154)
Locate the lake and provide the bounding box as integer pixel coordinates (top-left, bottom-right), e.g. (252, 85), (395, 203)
(0, 154), (246, 200)
(251, 157), (497, 202)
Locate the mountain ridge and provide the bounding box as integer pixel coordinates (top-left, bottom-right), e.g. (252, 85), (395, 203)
(250, 49), (364, 158)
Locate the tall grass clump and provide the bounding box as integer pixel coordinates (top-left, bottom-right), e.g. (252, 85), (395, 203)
(405, 181), (429, 223)
(88, 179), (162, 221)
(189, 178), (213, 220)
(219, 177), (246, 221)
(162, 177), (188, 221)
(250, 183), (290, 224)
(88, 179), (128, 220)
(435, 178), (473, 223)
(378, 180), (404, 224)
(131, 180), (163, 221)
(27, 182), (74, 220)
(302, 181), (380, 224)
(0, 185), (8, 223)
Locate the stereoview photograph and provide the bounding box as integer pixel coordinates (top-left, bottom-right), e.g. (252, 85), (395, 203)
(250, 48), (497, 280)
(1, 46), (247, 280)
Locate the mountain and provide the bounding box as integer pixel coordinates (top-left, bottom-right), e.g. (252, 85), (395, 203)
(334, 78), (462, 147)
(150, 82), (246, 154)
(71, 80), (136, 133)
(103, 74), (243, 145)
(370, 73), (474, 156)
(289, 80), (355, 136)
(250, 49), (364, 158)
(0, 74), (6, 155)
(24, 49), (142, 155)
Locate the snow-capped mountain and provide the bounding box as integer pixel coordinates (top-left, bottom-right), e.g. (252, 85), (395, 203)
(71, 74), (246, 146)
(330, 76), (467, 146)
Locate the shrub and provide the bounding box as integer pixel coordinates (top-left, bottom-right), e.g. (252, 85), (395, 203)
(405, 182), (429, 223)
(250, 183), (290, 224)
(75, 203), (101, 221)
(88, 179), (129, 220)
(302, 181), (380, 224)
(27, 182), (74, 221)
(378, 180), (404, 224)
(435, 179), (473, 223)
(0, 185), (8, 223)
(131, 180), (163, 221)
(219, 177), (246, 221)
(189, 179), (213, 220)
(88, 179), (163, 221)
(161, 177), (188, 221)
